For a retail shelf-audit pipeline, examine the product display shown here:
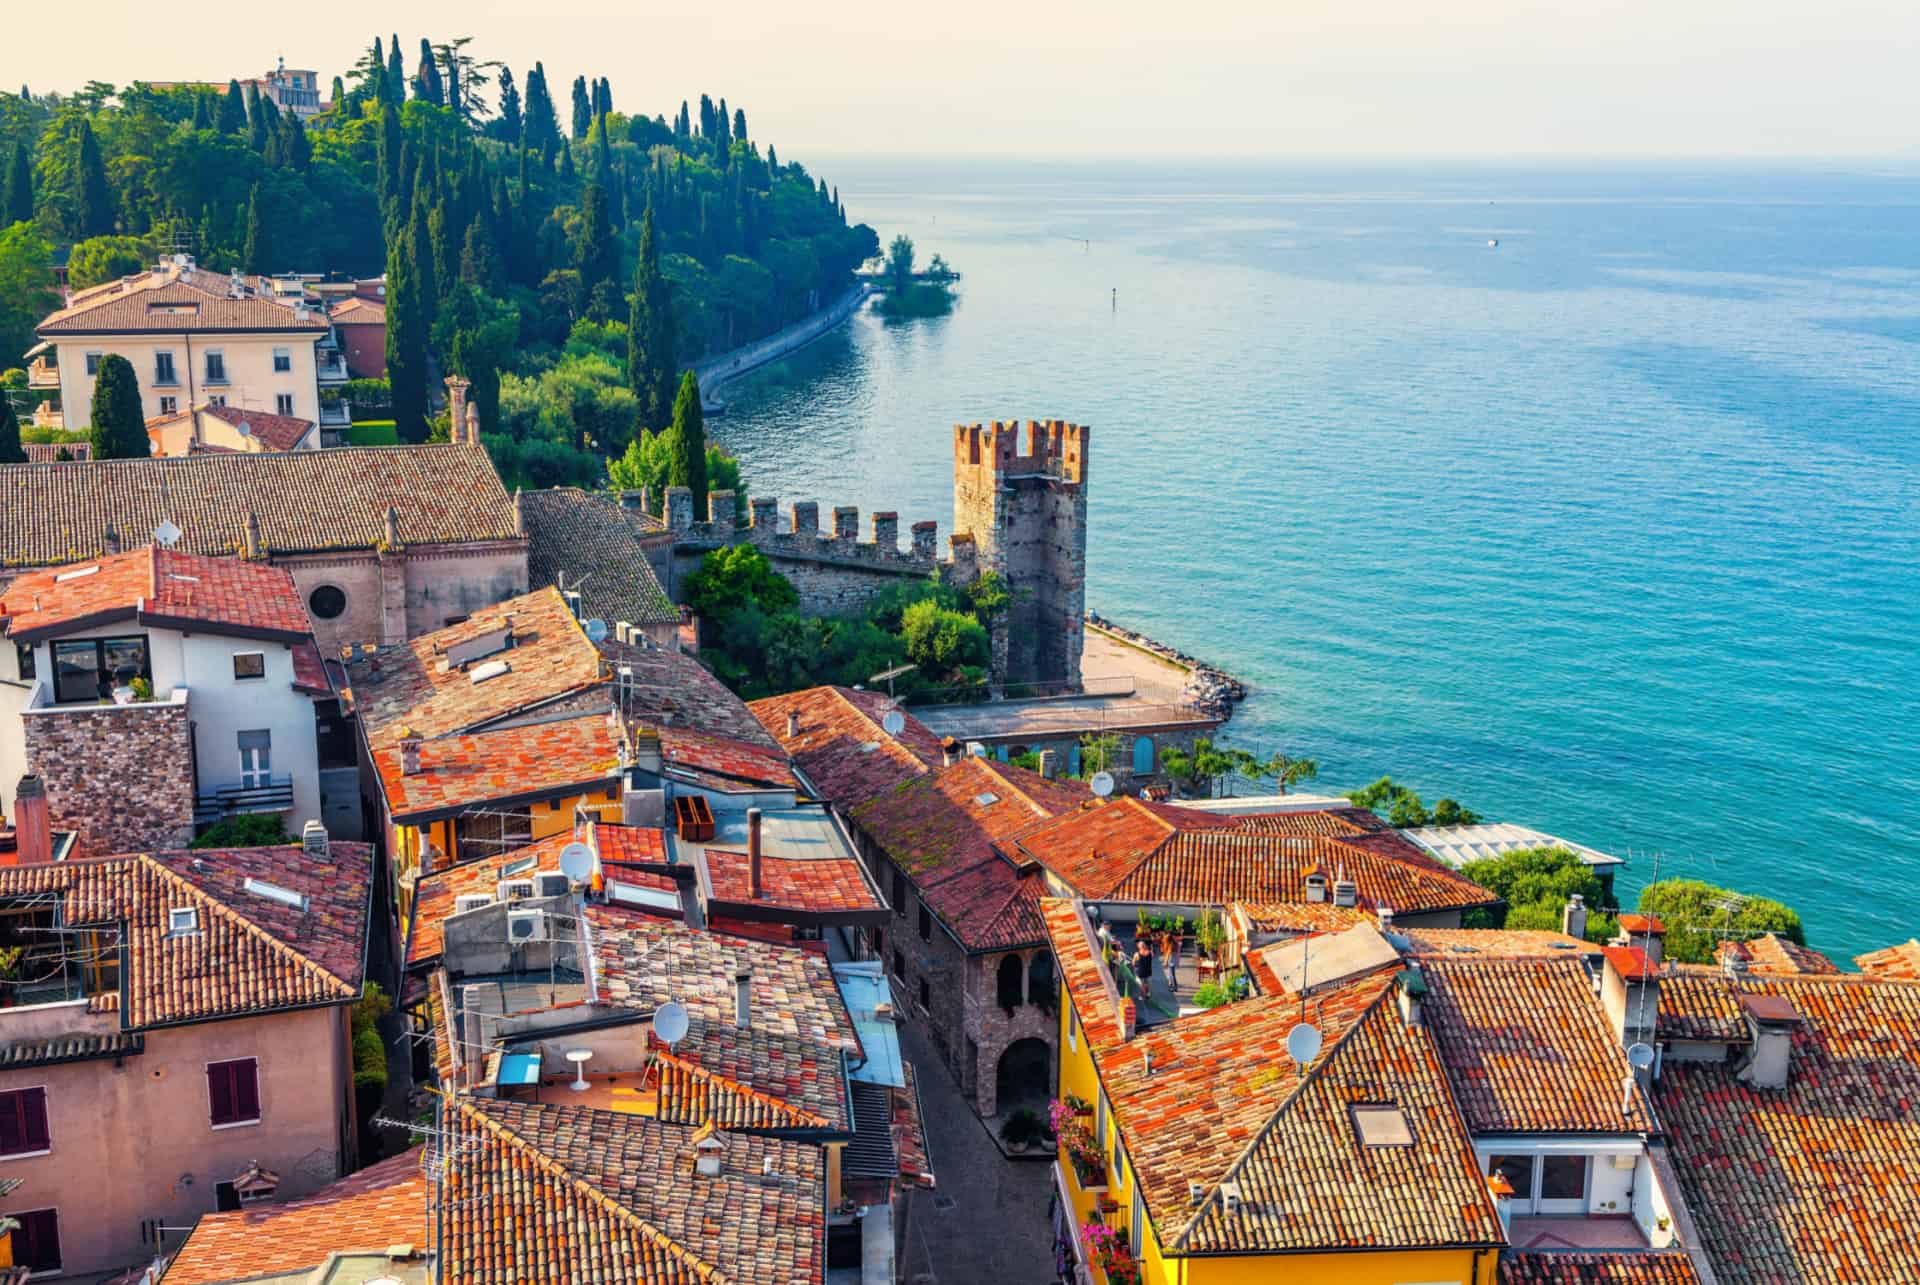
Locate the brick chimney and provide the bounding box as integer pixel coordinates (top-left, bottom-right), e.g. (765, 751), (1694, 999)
(399, 731), (423, 776)
(445, 375), (470, 442)
(734, 968), (752, 1030)
(11, 775), (50, 866)
(746, 808), (763, 900)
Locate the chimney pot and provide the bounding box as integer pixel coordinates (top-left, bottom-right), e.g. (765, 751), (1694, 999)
(301, 819), (328, 857)
(941, 737), (958, 768)
(103, 525), (122, 556)
(1036, 749), (1056, 779)
(747, 808), (763, 900)
(1561, 893), (1589, 942)
(11, 775), (51, 866)
(399, 733), (423, 776)
(786, 709), (799, 740)
(734, 968), (752, 1030)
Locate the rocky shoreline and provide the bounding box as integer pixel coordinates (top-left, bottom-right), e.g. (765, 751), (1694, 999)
(1085, 613), (1248, 719)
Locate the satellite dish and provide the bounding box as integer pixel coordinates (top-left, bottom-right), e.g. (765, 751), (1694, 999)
(1625, 1042), (1656, 1071)
(1286, 1022), (1323, 1066)
(153, 519), (182, 548)
(584, 619), (609, 643)
(558, 842), (594, 883)
(653, 1000), (690, 1046)
(881, 710), (906, 736)
(235, 419), (251, 437)
(1089, 771), (1115, 799)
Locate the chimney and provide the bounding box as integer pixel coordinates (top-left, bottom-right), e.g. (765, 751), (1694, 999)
(103, 524), (122, 556)
(665, 487), (694, 533)
(734, 968), (752, 1030)
(242, 509), (263, 560)
(1332, 877), (1357, 908)
(384, 506), (402, 550)
(1304, 867), (1326, 903)
(941, 737), (959, 768)
(1561, 893), (1589, 941)
(1219, 1181), (1243, 1216)
(620, 489), (647, 512)
(785, 709), (799, 740)
(1736, 994), (1798, 1090)
(563, 589), (584, 619)
(399, 731), (423, 776)
(1600, 945), (1660, 1050)
(1613, 914), (1666, 965)
(1037, 749), (1056, 779)
(1721, 941), (1751, 979)
(301, 819), (328, 857)
(631, 730), (662, 776)
(1396, 966), (1427, 1027)
(444, 375), (470, 442)
(1376, 905), (1395, 932)
(747, 808), (763, 900)
(465, 400), (481, 445)
(11, 775), (50, 866)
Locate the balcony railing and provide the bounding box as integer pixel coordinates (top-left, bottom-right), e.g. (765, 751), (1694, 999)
(317, 356), (349, 384)
(318, 402), (352, 426)
(27, 359), (58, 390)
(195, 775), (295, 824)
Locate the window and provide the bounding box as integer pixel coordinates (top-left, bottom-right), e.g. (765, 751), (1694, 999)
(232, 652), (266, 681)
(891, 950), (905, 981)
(14, 644), (33, 682)
(272, 347), (292, 373)
(1095, 1090), (1109, 1147)
(1067, 1003), (1079, 1052)
(1540, 1154), (1589, 1202)
(1487, 1154), (1532, 1202)
(84, 352), (101, 375)
(208, 394), (227, 408)
(996, 955), (1025, 1011)
(917, 978), (930, 1011)
(204, 350), (227, 383)
(918, 903), (932, 941)
(52, 635), (149, 704)
(154, 351), (177, 385)
(308, 584), (347, 620)
(0, 1088), (50, 1157)
(207, 1058), (260, 1127)
(1352, 1105), (1414, 1147)
(158, 395), (177, 416)
(237, 730), (271, 789)
(168, 907), (198, 935)
(8, 1209), (59, 1274)
(275, 393), (294, 416)
(1131, 1184), (1147, 1260)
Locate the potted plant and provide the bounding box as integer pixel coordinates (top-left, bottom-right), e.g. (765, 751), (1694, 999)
(1195, 910), (1226, 962)
(1082, 1221), (1140, 1285)
(998, 1107), (1045, 1152)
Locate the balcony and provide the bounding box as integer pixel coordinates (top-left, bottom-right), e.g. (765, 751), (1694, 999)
(318, 401), (352, 426)
(195, 776), (296, 825)
(29, 404), (62, 430)
(317, 354), (349, 384)
(27, 358), (58, 390)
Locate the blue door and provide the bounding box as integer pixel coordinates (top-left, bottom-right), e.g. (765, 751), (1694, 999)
(1067, 744), (1082, 777)
(1132, 736), (1155, 776)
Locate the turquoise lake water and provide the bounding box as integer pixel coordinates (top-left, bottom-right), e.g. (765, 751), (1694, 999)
(708, 158), (1920, 957)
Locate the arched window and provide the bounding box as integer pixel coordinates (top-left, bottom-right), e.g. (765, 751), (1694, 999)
(996, 955), (1025, 1012)
(1028, 952), (1056, 1011)
(1132, 736), (1155, 776)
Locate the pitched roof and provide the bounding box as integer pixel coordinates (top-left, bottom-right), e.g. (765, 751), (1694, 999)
(1400, 927), (1600, 959)
(195, 403), (316, 452)
(405, 831), (601, 969)
(518, 488), (675, 627)
(654, 1019), (851, 1134)
(0, 546), (311, 643)
(747, 686), (944, 806)
(38, 278), (328, 335)
(1003, 796), (1236, 896)
(597, 636), (777, 748)
(347, 588), (606, 748)
(329, 296), (386, 323)
(1498, 1252), (1704, 1284)
(1231, 805), (1392, 836)
(437, 1096), (824, 1285)
(20, 442), (89, 464)
(1653, 969), (1920, 1285)
(1716, 933), (1840, 976)
(162, 1147), (426, 1285)
(372, 712), (621, 822)
(1855, 938), (1920, 982)
(0, 444), (519, 569)
(0, 843), (369, 1029)
(660, 726), (797, 791)
(703, 846), (884, 918)
(1419, 957), (1653, 1134)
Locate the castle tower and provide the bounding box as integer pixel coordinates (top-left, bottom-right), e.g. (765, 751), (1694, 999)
(952, 419), (1090, 692)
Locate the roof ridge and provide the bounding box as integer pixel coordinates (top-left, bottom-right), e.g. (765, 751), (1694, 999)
(452, 1098), (730, 1285)
(144, 854), (358, 1001)
(655, 1047), (834, 1129)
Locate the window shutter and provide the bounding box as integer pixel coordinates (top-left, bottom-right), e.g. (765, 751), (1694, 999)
(0, 1093), (20, 1153)
(234, 1059), (260, 1120)
(22, 1087), (47, 1151)
(208, 1062), (235, 1124)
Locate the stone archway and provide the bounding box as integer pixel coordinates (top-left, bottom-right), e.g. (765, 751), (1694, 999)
(995, 1037), (1052, 1117)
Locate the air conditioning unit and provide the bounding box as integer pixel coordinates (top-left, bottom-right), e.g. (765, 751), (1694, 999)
(534, 871), (571, 899)
(506, 909), (548, 944)
(453, 893), (496, 914)
(496, 878), (536, 903)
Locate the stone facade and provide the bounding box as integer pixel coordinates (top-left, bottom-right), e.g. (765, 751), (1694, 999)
(280, 541), (529, 651)
(22, 697), (195, 854)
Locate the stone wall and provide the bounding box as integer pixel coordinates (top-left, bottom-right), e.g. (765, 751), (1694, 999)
(22, 696), (195, 854)
(278, 541), (529, 650)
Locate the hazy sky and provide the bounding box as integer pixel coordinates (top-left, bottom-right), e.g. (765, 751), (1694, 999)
(14, 0), (1916, 159)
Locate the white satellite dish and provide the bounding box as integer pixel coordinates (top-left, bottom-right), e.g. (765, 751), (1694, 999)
(584, 619), (609, 643)
(1285, 1022), (1323, 1066)
(1089, 771), (1115, 799)
(153, 519), (182, 548)
(1625, 1042), (1656, 1071)
(558, 842), (594, 883)
(653, 1000), (690, 1046)
(881, 709), (906, 736)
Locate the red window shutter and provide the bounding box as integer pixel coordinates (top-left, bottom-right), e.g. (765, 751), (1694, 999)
(20, 1087), (47, 1151)
(208, 1062), (235, 1124)
(233, 1059), (260, 1121)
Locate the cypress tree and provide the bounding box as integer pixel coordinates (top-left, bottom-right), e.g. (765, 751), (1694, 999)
(460, 216), (498, 289)
(245, 83), (268, 150)
(627, 207), (677, 430)
(416, 38), (442, 106)
(733, 108), (747, 145)
(429, 201), (456, 304)
(675, 101), (690, 141)
(717, 98), (731, 148)
(444, 47), (461, 122)
(570, 76), (591, 141)
(189, 91), (211, 131)
(242, 183), (271, 273)
(766, 144), (777, 176)
(558, 143), (574, 182)
(496, 68), (522, 142)
(593, 112), (612, 181)
(376, 103), (403, 215)
(387, 36), (406, 102)
(331, 76), (346, 109)
(666, 372), (708, 519)
(217, 79), (246, 134)
(283, 115), (311, 173)
(0, 394), (25, 464)
(385, 235), (429, 443)
(523, 63), (558, 153)
(409, 183), (438, 311)
(575, 181), (615, 301)
(88, 355), (148, 460)
(3, 142), (31, 224)
(75, 119), (112, 238)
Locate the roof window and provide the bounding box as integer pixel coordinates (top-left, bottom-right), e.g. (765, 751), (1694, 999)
(168, 906), (198, 935)
(1351, 1104), (1413, 1147)
(501, 855), (538, 878)
(469, 659), (511, 684)
(242, 877), (308, 911)
(54, 565), (100, 582)
(446, 626), (513, 669)
(975, 793), (999, 807)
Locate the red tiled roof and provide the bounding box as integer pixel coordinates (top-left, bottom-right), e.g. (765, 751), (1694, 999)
(1402, 927), (1599, 958)
(290, 640), (329, 694)
(39, 278), (328, 334)
(661, 725), (797, 791)
(1231, 805), (1389, 836)
(703, 847), (883, 917)
(0, 843), (369, 1030)
(1003, 795), (1233, 896)
(163, 1148), (426, 1285)
(1499, 1252), (1703, 1284)
(198, 403), (315, 452)
(1617, 914), (1665, 934)
(329, 296), (386, 323)
(654, 1020), (850, 1133)
(1855, 938), (1920, 982)
(437, 1096), (825, 1285)
(373, 712), (621, 822)
(1653, 969), (1920, 1284)
(748, 686), (943, 806)
(1109, 830), (1498, 916)
(0, 546), (311, 642)
(1420, 957), (1653, 1134)
(20, 442), (89, 463)
(596, 636), (779, 748)
(1603, 945), (1658, 982)
(597, 822), (667, 865)
(407, 831), (588, 968)
(893, 1064), (935, 1188)
(1716, 933), (1839, 976)
(519, 487), (675, 628)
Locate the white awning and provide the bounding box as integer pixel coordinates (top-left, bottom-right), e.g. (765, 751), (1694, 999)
(21, 341), (48, 359)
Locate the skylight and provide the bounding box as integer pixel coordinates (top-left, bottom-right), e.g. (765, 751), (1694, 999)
(168, 907), (198, 934)
(447, 626), (514, 669)
(975, 792), (999, 807)
(502, 855), (538, 878)
(1352, 1104), (1413, 1148)
(54, 565), (100, 582)
(242, 877), (308, 911)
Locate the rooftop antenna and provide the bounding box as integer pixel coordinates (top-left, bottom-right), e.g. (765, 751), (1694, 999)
(869, 662), (916, 701)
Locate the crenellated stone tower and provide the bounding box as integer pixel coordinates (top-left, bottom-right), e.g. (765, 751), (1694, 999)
(952, 419), (1090, 693)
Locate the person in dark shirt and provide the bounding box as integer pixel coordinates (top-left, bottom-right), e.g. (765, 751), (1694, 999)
(1131, 938), (1154, 995)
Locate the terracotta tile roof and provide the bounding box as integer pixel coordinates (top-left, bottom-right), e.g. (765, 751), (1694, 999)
(20, 442), (89, 463)
(39, 278), (329, 334)
(893, 1063), (935, 1188)
(1108, 830), (1498, 917)
(0, 843), (368, 1029)
(1653, 969), (1920, 1284)
(196, 403), (315, 452)
(0, 444), (519, 569)
(1855, 938), (1920, 982)
(598, 822), (667, 865)
(406, 831), (591, 968)
(1499, 1252), (1703, 1284)
(437, 1095), (824, 1285)
(704, 847), (883, 918)
(1003, 796), (1234, 896)
(290, 640), (329, 694)
(1653, 966), (1748, 1043)
(0, 546), (310, 642)
(1231, 805), (1389, 836)
(1617, 914), (1665, 935)
(1419, 957), (1653, 1134)
(748, 686), (943, 806)
(348, 588), (606, 748)
(163, 1148), (426, 1285)
(1716, 933), (1839, 976)
(373, 712), (622, 823)
(329, 296), (386, 323)
(1233, 900), (1372, 935)
(655, 1019), (850, 1133)
(660, 726), (797, 791)
(597, 636), (778, 748)
(1603, 945), (1658, 983)
(0, 1030), (142, 1069)
(1401, 927), (1600, 958)
(519, 487), (676, 628)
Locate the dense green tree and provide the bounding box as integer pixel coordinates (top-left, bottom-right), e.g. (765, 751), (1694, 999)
(0, 223), (57, 365)
(217, 79), (246, 134)
(242, 183), (270, 273)
(387, 35), (406, 103)
(4, 141), (33, 224)
(0, 393), (24, 464)
(408, 183), (437, 311)
(88, 355), (148, 459)
(1636, 879), (1806, 964)
(245, 83), (268, 151)
(415, 38), (443, 106)
(885, 233), (914, 293)
(1459, 847), (1612, 933)
(666, 370), (708, 518)
(626, 207), (677, 429)
(733, 108), (747, 144)
(459, 216), (499, 289)
(522, 62), (559, 153)
(1345, 775), (1479, 828)
(574, 181), (616, 306)
(385, 232), (429, 442)
(570, 76), (591, 140)
(74, 119), (112, 238)
(494, 68), (522, 142)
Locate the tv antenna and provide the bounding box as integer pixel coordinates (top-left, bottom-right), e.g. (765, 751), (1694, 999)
(868, 663), (916, 700)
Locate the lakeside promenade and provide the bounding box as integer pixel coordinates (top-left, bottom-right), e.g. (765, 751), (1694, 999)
(693, 283), (872, 412)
